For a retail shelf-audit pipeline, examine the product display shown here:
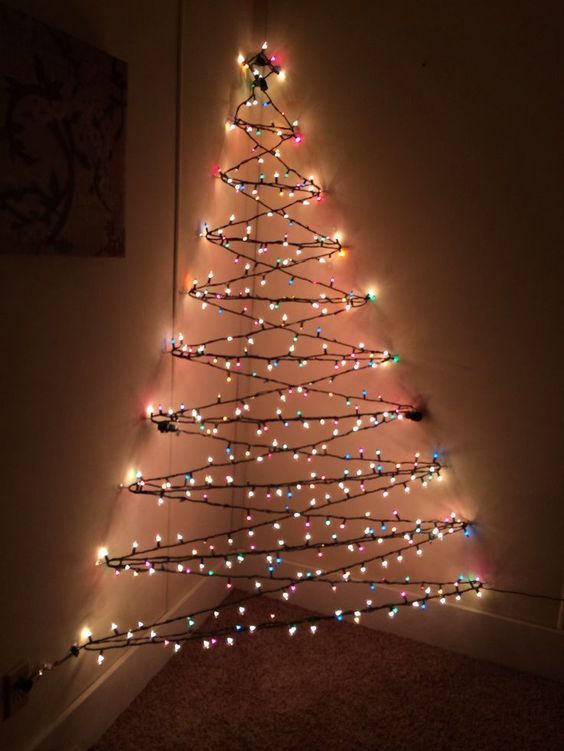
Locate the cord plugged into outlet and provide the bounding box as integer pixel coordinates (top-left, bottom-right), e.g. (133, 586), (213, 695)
(2, 662), (32, 720)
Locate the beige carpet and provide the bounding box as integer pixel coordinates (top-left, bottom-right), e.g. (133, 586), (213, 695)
(92, 591), (564, 751)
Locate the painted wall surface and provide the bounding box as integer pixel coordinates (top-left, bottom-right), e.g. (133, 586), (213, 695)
(175, 0), (563, 682)
(170, 0), (256, 610)
(241, 0), (563, 629)
(0, 1), (183, 749)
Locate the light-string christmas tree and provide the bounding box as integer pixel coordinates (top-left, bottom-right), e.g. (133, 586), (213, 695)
(37, 44), (481, 677)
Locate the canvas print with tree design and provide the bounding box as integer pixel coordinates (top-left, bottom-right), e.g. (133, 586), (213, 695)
(0, 4), (126, 256)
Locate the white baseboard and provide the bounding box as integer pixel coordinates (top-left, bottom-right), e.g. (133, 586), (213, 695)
(261, 561), (564, 683)
(31, 577), (226, 751)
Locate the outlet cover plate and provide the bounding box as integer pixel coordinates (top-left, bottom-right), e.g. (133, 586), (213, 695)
(2, 661), (30, 720)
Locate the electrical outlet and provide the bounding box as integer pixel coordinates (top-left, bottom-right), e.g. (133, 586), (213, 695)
(2, 661), (32, 720)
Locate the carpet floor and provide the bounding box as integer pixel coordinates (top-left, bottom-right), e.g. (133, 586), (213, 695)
(92, 591), (564, 751)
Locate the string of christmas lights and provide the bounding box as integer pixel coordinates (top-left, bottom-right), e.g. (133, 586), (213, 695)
(98, 43), (477, 661)
(29, 43), (563, 689)
(28, 42), (480, 680)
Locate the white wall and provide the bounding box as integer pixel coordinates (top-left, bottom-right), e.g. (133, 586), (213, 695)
(0, 2), (196, 750)
(181, 0), (564, 674)
(257, 0), (564, 629)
